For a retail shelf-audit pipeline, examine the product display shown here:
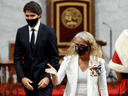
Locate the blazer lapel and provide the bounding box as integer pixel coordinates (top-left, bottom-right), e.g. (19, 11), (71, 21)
(87, 60), (99, 96)
(70, 55), (78, 74)
(69, 55), (78, 96)
(87, 61), (92, 96)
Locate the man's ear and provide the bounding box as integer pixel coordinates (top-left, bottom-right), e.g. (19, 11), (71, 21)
(38, 15), (41, 18)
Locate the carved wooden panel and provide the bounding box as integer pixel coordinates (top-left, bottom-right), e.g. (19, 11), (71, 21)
(47, 0), (95, 46)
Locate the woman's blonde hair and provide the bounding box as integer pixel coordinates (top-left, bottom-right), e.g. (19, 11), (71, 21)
(65, 31), (102, 63)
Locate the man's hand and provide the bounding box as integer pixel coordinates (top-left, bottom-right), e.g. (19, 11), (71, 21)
(38, 77), (50, 89)
(21, 77), (34, 91)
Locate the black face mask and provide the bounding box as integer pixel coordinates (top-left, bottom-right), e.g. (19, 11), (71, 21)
(26, 18), (38, 27)
(75, 45), (88, 56)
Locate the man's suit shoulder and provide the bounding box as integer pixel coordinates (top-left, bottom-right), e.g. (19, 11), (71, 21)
(18, 25), (28, 32)
(40, 23), (55, 33)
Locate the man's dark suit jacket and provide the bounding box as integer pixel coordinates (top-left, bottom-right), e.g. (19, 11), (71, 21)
(14, 23), (59, 88)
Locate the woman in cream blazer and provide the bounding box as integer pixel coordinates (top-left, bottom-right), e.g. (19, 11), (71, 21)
(54, 55), (108, 96)
(46, 31), (108, 96)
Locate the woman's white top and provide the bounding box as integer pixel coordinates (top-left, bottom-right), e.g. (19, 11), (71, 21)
(75, 66), (88, 96)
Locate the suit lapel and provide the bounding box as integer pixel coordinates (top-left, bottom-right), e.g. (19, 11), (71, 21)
(32, 23), (43, 56)
(25, 25), (31, 53)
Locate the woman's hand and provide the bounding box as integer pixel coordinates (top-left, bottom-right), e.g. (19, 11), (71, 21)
(45, 63), (57, 76)
(45, 64), (58, 85)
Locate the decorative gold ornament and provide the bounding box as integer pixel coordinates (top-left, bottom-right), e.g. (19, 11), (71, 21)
(61, 7), (82, 29)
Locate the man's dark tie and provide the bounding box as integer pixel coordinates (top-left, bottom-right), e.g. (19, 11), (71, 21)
(30, 28), (35, 54)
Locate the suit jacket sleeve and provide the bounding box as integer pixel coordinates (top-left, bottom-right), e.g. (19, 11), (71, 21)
(13, 29), (24, 82)
(98, 59), (109, 96)
(46, 27), (59, 78)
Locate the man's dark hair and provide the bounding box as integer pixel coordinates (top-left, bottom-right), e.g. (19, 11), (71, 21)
(23, 1), (42, 16)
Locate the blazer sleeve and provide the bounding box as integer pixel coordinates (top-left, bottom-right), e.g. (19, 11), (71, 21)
(56, 56), (69, 84)
(13, 29), (25, 82)
(46, 27), (59, 78)
(98, 59), (109, 96)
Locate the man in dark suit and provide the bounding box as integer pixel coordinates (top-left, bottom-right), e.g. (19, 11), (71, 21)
(13, 1), (59, 96)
